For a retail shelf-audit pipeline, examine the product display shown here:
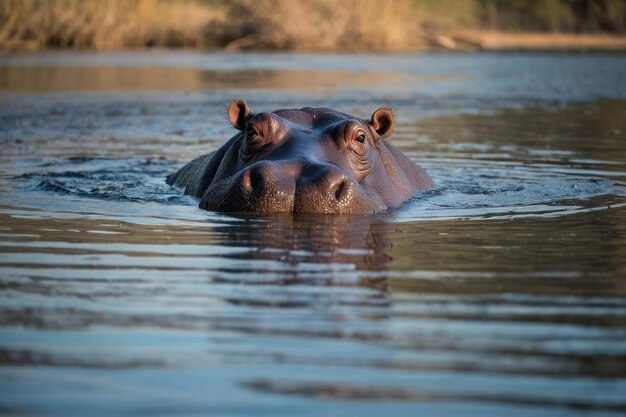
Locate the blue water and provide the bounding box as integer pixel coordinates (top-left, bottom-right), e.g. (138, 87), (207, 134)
(1, 51), (626, 417)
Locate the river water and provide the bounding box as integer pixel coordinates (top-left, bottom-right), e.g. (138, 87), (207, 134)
(0, 51), (625, 416)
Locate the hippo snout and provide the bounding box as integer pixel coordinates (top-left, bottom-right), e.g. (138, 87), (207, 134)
(233, 161), (363, 214)
(295, 166), (356, 213)
(242, 162), (296, 199)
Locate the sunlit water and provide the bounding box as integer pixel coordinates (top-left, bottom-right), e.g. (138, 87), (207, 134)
(1, 52), (626, 417)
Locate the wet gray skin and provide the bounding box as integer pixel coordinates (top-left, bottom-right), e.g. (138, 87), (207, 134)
(166, 99), (434, 214)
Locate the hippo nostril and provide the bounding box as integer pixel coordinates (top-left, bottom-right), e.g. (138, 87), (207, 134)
(333, 179), (348, 201)
(241, 167), (265, 193)
(249, 168), (264, 192)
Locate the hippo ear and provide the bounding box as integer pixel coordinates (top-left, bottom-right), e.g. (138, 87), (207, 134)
(228, 99), (252, 131)
(369, 107), (395, 139)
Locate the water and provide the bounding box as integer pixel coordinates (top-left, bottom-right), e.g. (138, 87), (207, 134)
(1, 51), (626, 416)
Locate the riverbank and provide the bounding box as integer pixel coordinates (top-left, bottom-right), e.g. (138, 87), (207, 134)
(1, 0), (625, 52)
(3, 31), (626, 53)
(444, 30), (626, 52)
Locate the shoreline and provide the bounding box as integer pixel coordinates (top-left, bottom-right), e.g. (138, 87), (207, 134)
(1, 32), (626, 53)
(446, 31), (626, 52)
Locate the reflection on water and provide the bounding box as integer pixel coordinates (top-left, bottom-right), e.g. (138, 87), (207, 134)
(1, 52), (626, 417)
(0, 66), (421, 93)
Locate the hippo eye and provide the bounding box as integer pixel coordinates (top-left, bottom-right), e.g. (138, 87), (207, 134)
(356, 133), (367, 144)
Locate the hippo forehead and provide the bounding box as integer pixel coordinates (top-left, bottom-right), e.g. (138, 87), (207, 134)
(271, 107), (361, 131)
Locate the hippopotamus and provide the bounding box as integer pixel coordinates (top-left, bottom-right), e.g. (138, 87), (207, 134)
(166, 99), (433, 214)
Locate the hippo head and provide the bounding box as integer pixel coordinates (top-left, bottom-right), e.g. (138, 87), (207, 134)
(167, 99), (433, 214)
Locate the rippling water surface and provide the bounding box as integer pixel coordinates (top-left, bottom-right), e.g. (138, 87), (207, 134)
(1, 52), (626, 417)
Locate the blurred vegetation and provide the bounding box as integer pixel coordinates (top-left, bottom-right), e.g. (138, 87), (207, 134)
(437, 0), (626, 33)
(0, 0), (624, 50)
(0, 0), (225, 49)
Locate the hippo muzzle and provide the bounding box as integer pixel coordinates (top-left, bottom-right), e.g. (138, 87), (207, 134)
(200, 159), (384, 214)
(167, 99), (434, 214)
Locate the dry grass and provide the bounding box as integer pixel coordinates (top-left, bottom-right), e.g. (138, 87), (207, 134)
(0, 0), (225, 49)
(215, 0), (425, 51)
(1, 0), (625, 51)
(0, 0), (426, 51)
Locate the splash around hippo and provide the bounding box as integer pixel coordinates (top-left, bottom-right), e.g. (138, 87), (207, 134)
(167, 99), (434, 214)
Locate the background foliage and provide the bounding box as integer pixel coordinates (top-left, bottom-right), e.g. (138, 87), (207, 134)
(1, 0), (624, 50)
